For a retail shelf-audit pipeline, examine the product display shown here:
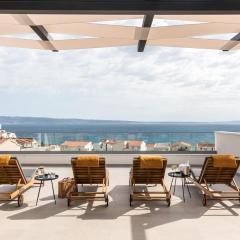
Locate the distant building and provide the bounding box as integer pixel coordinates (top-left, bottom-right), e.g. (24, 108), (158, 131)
(47, 145), (61, 151)
(171, 141), (192, 151)
(154, 143), (171, 151)
(0, 131), (8, 138)
(0, 138), (21, 151)
(0, 130), (16, 139)
(61, 140), (93, 151)
(196, 143), (215, 151)
(100, 140), (126, 151)
(146, 143), (155, 151)
(16, 138), (39, 149)
(125, 140), (147, 151)
(92, 142), (104, 151)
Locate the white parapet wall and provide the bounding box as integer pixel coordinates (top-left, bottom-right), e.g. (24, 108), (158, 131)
(12, 153), (210, 166)
(215, 131), (240, 156)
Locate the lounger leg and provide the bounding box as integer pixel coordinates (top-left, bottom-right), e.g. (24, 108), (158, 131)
(67, 198), (71, 207)
(202, 194), (207, 206)
(167, 197), (171, 207)
(17, 195), (24, 207)
(129, 195), (132, 206)
(36, 180), (43, 206)
(105, 194), (109, 207)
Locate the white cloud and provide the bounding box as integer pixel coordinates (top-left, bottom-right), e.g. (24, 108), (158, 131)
(0, 38), (240, 121)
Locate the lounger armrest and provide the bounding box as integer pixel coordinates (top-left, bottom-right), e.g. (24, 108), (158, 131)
(10, 179), (35, 199)
(162, 179), (171, 197)
(105, 169), (109, 186)
(187, 176), (214, 197)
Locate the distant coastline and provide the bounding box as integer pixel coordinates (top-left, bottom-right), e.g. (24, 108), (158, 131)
(1, 116), (240, 149)
(1, 115), (240, 125)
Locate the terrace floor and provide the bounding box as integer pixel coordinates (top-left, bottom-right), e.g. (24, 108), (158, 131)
(1, 166), (240, 240)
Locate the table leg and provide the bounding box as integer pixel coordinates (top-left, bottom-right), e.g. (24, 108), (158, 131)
(185, 178), (191, 198)
(173, 177), (177, 194)
(181, 178), (185, 202)
(36, 180), (42, 206)
(51, 179), (56, 205)
(170, 176), (174, 191)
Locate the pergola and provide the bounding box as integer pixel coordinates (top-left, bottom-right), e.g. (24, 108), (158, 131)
(0, 0), (240, 52)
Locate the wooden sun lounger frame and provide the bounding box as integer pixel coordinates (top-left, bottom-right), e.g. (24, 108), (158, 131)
(0, 157), (36, 207)
(187, 157), (240, 206)
(68, 157), (109, 207)
(129, 157), (171, 206)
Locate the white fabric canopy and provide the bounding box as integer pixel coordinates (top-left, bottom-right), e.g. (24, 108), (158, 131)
(0, 14), (239, 51)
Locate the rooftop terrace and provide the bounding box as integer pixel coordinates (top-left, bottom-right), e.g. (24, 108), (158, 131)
(1, 165), (240, 240)
(1, 1), (240, 239)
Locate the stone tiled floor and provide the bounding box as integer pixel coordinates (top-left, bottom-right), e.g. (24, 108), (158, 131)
(1, 166), (240, 240)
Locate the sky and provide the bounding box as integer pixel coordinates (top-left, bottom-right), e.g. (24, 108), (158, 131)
(0, 19), (240, 122)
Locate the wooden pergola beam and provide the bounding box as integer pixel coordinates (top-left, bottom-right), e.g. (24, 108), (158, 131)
(12, 14), (58, 51)
(30, 25), (58, 52)
(137, 14), (154, 52)
(221, 33), (240, 51)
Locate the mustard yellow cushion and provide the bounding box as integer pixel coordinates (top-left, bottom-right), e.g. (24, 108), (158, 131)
(140, 155), (164, 169)
(212, 154), (237, 168)
(76, 155), (100, 167)
(0, 155), (11, 166)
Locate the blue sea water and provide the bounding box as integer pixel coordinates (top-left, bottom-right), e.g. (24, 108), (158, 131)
(3, 123), (240, 146)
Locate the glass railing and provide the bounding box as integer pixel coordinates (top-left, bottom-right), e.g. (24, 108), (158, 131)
(0, 131), (215, 152)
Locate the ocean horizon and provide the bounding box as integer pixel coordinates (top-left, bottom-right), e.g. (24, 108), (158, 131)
(3, 122), (240, 146)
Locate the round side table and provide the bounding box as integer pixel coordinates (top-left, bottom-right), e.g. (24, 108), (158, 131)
(35, 174), (59, 206)
(168, 171), (191, 202)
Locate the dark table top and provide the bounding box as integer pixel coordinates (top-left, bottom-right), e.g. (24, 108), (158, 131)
(35, 174), (59, 181)
(168, 171), (191, 178)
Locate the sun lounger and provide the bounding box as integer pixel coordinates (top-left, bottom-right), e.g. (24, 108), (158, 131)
(67, 155), (109, 206)
(0, 156), (36, 206)
(129, 155), (171, 206)
(188, 155), (240, 205)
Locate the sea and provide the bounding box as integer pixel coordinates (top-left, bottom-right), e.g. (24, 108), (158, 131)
(3, 123), (240, 146)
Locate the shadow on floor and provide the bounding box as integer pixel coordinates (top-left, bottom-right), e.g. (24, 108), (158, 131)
(0, 202), (29, 210)
(5, 184), (239, 227)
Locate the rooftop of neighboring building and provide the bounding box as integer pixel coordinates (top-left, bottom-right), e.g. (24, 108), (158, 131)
(197, 143), (215, 148)
(127, 140), (144, 147)
(16, 138), (35, 145)
(61, 140), (91, 147)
